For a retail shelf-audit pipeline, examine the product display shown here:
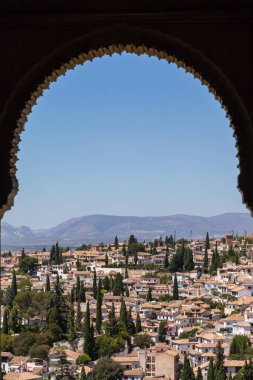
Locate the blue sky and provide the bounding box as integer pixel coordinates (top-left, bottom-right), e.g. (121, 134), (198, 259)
(4, 53), (247, 229)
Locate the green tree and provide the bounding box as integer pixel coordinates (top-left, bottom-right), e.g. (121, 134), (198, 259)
(11, 270), (17, 298)
(83, 302), (93, 359)
(19, 256), (38, 274)
(76, 300), (82, 333)
(128, 234), (137, 246)
(135, 312), (142, 333)
(203, 247), (209, 273)
(68, 301), (76, 341)
(106, 303), (119, 337)
(133, 334), (152, 348)
(164, 249), (169, 270)
(80, 281), (86, 302)
(127, 307), (136, 336)
(196, 367), (203, 380)
(90, 357), (123, 380)
(2, 308), (9, 334)
(45, 274), (50, 292)
(113, 273), (124, 296)
(184, 248), (194, 271)
(93, 270), (97, 299)
(205, 232), (210, 250)
(146, 287), (152, 302)
(96, 278), (103, 334)
(214, 342), (226, 380)
(119, 299), (127, 328)
(96, 335), (125, 358)
(80, 367), (87, 380)
(158, 321), (166, 342)
(122, 244), (126, 256)
(172, 273), (179, 300)
(180, 355), (195, 380)
(29, 344), (49, 359)
(103, 276), (110, 291)
(105, 252), (109, 266)
(207, 358), (215, 380)
(114, 236), (119, 249)
(229, 335), (250, 358)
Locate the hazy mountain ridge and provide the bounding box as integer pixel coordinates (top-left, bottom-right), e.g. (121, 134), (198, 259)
(2, 213), (253, 248)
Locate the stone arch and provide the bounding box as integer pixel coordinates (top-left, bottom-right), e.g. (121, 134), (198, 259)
(0, 24), (252, 217)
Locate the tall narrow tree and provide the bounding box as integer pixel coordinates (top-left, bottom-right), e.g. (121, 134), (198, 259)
(214, 342), (226, 380)
(75, 300), (82, 333)
(106, 302), (119, 337)
(93, 269), (97, 299)
(96, 279), (103, 334)
(119, 299), (127, 328)
(146, 287), (152, 302)
(11, 270), (17, 298)
(207, 357), (215, 380)
(158, 321), (166, 342)
(135, 312), (142, 333)
(114, 236), (119, 249)
(83, 301), (93, 358)
(203, 248), (209, 274)
(105, 252), (109, 267)
(127, 307), (136, 336)
(172, 273), (179, 300)
(68, 301), (76, 341)
(45, 274), (51, 292)
(2, 309), (9, 334)
(196, 367), (203, 380)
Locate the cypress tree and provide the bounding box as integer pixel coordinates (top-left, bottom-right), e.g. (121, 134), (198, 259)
(68, 301), (76, 341)
(80, 281), (86, 302)
(172, 273), (179, 300)
(242, 359), (253, 380)
(80, 367), (87, 380)
(146, 287), (152, 302)
(214, 342), (226, 380)
(50, 244), (55, 263)
(21, 247), (25, 260)
(103, 275), (110, 291)
(158, 321), (166, 342)
(122, 244), (126, 256)
(10, 306), (19, 334)
(114, 236), (119, 249)
(180, 355), (195, 380)
(203, 248), (209, 274)
(96, 278), (103, 334)
(76, 275), (81, 301)
(93, 269), (97, 299)
(56, 272), (60, 285)
(207, 357), (215, 380)
(127, 307), (136, 336)
(205, 232), (210, 250)
(105, 252), (109, 267)
(125, 254), (129, 279)
(134, 250), (138, 266)
(90, 322), (95, 359)
(196, 367), (203, 380)
(76, 300), (82, 333)
(70, 286), (75, 304)
(106, 302), (119, 337)
(113, 273), (124, 296)
(119, 299), (128, 328)
(164, 249), (169, 270)
(83, 302), (93, 358)
(125, 286), (129, 297)
(11, 270), (17, 298)
(45, 274), (51, 292)
(3, 309), (9, 334)
(135, 312), (142, 333)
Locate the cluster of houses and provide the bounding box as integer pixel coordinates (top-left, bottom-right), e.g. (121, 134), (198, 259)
(1, 233), (253, 379)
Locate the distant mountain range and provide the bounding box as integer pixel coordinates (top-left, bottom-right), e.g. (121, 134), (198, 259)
(2, 213), (253, 249)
